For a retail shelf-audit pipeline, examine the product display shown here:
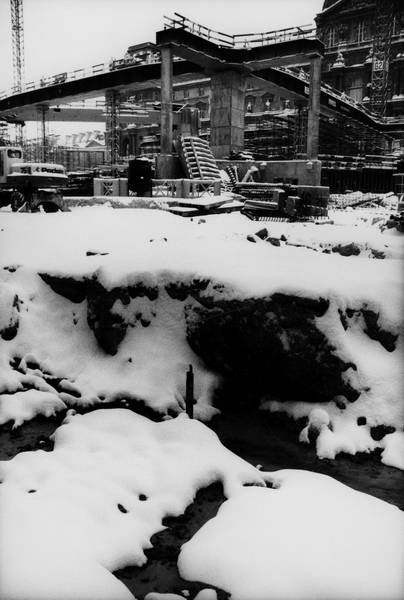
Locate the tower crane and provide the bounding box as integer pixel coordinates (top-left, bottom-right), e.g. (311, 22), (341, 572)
(10, 0), (25, 94)
(10, 0), (25, 144)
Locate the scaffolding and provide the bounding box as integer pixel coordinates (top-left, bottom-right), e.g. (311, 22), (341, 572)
(293, 105), (308, 159)
(105, 90), (121, 167)
(36, 106), (49, 162)
(238, 109), (393, 163)
(244, 113), (295, 159)
(370, 0), (394, 118)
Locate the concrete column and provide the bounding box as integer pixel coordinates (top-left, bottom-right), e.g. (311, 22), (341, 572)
(210, 70), (245, 159)
(36, 105), (49, 163)
(307, 55), (322, 161)
(160, 45), (173, 155)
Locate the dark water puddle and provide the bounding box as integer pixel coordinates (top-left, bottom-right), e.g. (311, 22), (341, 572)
(114, 483), (230, 599)
(209, 410), (404, 511)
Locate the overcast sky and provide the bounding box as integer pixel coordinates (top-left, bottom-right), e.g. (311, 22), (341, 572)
(0, 0), (325, 137)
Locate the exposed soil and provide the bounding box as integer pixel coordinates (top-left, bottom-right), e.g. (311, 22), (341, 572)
(1, 408), (403, 600)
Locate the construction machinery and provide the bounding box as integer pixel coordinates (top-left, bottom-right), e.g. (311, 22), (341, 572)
(0, 145), (69, 212)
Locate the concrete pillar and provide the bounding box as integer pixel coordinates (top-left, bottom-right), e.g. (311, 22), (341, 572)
(36, 105), (49, 163)
(307, 56), (322, 161)
(160, 45), (173, 155)
(210, 70), (245, 159)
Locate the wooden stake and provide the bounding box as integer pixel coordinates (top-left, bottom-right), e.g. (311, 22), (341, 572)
(186, 364), (194, 418)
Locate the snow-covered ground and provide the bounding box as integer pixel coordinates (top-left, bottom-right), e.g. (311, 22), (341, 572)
(0, 201), (403, 599)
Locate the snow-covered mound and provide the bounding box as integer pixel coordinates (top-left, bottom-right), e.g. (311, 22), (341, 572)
(0, 409), (403, 600)
(0, 206), (403, 468)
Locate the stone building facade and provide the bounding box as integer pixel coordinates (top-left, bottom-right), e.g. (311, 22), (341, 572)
(315, 0), (404, 122)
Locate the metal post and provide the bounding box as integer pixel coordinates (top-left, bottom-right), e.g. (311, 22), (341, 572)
(185, 365), (194, 418)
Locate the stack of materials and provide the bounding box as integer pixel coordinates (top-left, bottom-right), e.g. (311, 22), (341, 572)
(177, 135), (221, 180)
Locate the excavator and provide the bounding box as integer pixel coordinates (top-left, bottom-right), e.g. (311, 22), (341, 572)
(0, 145), (69, 212)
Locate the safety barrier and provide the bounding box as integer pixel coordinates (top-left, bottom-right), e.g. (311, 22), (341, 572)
(152, 178), (221, 198)
(93, 178), (128, 196)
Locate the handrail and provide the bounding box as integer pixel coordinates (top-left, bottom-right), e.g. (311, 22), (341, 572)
(273, 65), (384, 124)
(163, 13), (316, 48)
(0, 61), (112, 100)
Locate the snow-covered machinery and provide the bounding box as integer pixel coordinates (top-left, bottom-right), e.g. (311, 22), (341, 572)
(238, 182), (328, 222)
(0, 145), (69, 212)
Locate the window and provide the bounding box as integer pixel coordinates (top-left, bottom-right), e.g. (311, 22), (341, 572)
(245, 96), (255, 113)
(184, 89), (189, 99)
(198, 87), (204, 97)
(196, 102), (207, 118)
(7, 150), (22, 159)
(326, 26), (337, 47)
(355, 21), (366, 43)
(262, 94), (274, 111)
(348, 77), (363, 102)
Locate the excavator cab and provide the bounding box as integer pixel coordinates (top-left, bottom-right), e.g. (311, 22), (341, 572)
(0, 147), (23, 185)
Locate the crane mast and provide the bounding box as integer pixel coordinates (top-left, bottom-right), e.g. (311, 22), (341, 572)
(10, 0), (25, 93)
(10, 0), (25, 145)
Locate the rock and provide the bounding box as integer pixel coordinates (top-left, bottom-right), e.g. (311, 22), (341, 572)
(39, 273), (87, 303)
(86, 250), (109, 256)
(333, 395), (347, 409)
(370, 248), (385, 259)
(266, 237), (281, 247)
(370, 425), (396, 441)
(361, 309), (398, 352)
(255, 228), (268, 240)
(331, 243), (361, 256)
(0, 284), (20, 341)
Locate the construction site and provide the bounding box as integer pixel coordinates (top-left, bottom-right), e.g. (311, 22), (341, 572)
(1, 4), (404, 599)
(1, 1), (404, 215)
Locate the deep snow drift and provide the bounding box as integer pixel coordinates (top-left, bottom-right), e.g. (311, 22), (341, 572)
(0, 203), (404, 599)
(0, 205), (403, 467)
